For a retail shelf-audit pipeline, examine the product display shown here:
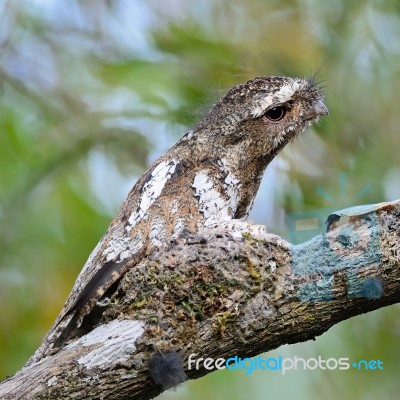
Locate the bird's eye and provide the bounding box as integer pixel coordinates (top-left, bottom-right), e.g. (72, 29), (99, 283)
(265, 106), (286, 122)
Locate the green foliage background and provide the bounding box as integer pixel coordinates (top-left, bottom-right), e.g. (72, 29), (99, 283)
(1, 1), (400, 399)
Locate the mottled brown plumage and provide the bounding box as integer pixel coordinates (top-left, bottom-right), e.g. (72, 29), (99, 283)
(29, 75), (328, 363)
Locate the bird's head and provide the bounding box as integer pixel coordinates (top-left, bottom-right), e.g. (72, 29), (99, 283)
(185, 76), (328, 167)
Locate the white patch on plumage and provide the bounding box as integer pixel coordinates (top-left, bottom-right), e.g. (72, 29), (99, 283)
(251, 80), (301, 118)
(103, 230), (144, 262)
(192, 172), (229, 223)
(173, 217), (185, 236)
(181, 129), (194, 141)
(102, 159), (179, 262)
(119, 233), (143, 261)
(126, 160), (178, 231)
(218, 158), (241, 213)
(192, 161), (241, 225)
(170, 199), (179, 214)
(149, 218), (166, 247)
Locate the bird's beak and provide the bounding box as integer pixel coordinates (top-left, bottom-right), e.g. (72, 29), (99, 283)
(303, 100), (329, 120)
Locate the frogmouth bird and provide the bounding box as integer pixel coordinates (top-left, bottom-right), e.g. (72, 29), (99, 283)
(29, 75), (328, 363)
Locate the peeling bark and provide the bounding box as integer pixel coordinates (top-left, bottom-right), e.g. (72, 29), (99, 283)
(0, 200), (399, 400)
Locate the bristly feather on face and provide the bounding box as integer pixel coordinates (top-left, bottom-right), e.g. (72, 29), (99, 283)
(187, 76), (328, 168)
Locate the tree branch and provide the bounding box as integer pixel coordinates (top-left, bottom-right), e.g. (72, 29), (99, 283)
(1, 200), (399, 400)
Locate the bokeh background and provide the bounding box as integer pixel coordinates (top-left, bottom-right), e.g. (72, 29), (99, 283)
(1, 0), (400, 399)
